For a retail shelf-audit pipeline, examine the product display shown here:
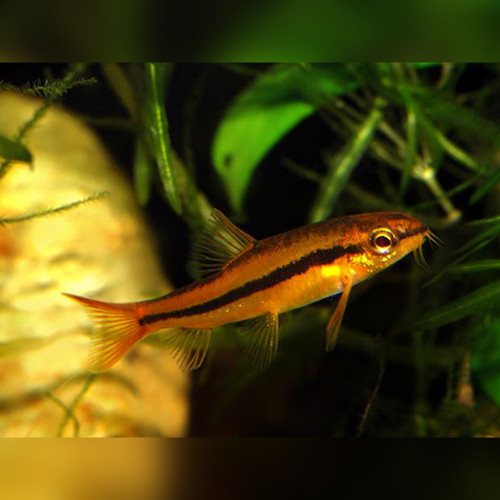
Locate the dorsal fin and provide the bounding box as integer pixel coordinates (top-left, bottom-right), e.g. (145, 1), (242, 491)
(189, 208), (256, 277)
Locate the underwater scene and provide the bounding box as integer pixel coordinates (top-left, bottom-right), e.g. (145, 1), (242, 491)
(1, 63), (500, 438)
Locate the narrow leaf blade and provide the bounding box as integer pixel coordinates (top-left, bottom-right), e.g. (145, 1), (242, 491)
(469, 167), (500, 204)
(144, 63), (182, 214)
(309, 99), (385, 222)
(449, 260), (500, 274)
(405, 280), (500, 332)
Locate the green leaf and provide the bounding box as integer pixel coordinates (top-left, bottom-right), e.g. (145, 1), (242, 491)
(405, 280), (500, 332)
(309, 98), (385, 222)
(144, 63), (182, 215)
(411, 63), (442, 68)
(400, 101), (418, 197)
(469, 167), (500, 204)
(452, 223), (500, 258)
(450, 260), (500, 274)
(410, 99), (484, 173)
(423, 234), (499, 289)
(467, 214), (500, 226)
(0, 133), (32, 163)
(422, 95), (500, 147)
(472, 315), (500, 407)
(212, 64), (359, 214)
(101, 63), (137, 119)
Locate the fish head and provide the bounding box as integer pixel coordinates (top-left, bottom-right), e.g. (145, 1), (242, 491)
(341, 212), (434, 276)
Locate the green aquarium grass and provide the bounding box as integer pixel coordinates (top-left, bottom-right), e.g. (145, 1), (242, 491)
(4, 63), (500, 437)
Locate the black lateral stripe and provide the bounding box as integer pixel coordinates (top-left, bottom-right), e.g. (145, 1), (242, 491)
(139, 244), (362, 325)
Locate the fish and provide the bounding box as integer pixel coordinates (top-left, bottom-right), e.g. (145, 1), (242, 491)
(63, 209), (436, 372)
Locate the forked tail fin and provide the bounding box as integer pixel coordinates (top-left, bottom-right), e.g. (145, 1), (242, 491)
(62, 293), (145, 371)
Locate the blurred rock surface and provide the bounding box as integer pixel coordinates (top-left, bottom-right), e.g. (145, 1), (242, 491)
(0, 92), (188, 436)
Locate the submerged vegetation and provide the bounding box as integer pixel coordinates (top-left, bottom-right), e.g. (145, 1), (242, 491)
(3, 63), (500, 436)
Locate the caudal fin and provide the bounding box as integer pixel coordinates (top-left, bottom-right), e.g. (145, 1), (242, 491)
(62, 293), (145, 371)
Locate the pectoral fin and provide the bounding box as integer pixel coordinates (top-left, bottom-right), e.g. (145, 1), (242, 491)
(325, 275), (353, 352)
(241, 313), (279, 369)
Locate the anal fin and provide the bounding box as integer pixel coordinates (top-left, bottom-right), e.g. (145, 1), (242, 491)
(325, 275), (353, 352)
(241, 313), (279, 369)
(150, 328), (211, 372)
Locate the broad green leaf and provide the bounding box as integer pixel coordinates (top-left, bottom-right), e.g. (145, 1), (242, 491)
(405, 280), (500, 332)
(0, 133), (32, 163)
(212, 64), (359, 214)
(472, 315), (500, 407)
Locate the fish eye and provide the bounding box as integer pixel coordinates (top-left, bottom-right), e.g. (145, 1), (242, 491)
(370, 228), (397, 254)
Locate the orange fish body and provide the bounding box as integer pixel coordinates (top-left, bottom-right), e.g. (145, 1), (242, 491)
(64, 210), (433, 371)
